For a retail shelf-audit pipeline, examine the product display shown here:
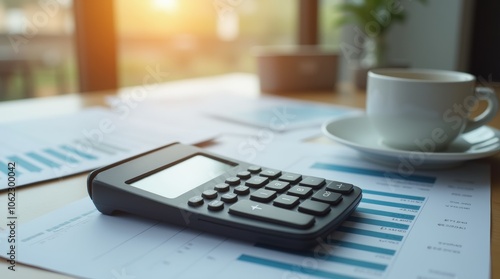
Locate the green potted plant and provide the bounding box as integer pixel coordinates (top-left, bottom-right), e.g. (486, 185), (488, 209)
(336, 0), (427, 87)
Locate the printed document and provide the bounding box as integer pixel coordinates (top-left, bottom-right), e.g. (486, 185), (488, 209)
(0, 141), (490, 279)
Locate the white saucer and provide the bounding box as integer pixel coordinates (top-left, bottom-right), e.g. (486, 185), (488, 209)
(322, 115), (500, 169)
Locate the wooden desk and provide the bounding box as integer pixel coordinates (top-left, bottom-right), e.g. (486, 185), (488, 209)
(0, 80), (498, 278)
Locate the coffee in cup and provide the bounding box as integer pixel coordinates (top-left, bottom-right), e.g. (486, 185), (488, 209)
(366, 68), (499, 151)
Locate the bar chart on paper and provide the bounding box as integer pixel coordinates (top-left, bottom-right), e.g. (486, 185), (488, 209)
(0, 107), (214, 188)
(231, 187), (428, 279)
(1, 148), (489, 279)
(0, 189), (427, 279)
(242, 156), (489, 279)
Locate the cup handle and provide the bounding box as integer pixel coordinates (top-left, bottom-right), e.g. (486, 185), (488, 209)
(463, 87), (499, 133)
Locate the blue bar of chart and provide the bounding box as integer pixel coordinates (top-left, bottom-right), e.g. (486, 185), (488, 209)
(238, 254), (359, 279)
(0, 139), (134, 189)
(27, 152), (61, 168)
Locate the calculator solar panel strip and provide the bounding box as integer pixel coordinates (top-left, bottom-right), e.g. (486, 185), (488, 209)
(87, 143), (362, 250)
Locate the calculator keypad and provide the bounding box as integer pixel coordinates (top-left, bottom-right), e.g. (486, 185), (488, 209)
(187, 165), (357, 230)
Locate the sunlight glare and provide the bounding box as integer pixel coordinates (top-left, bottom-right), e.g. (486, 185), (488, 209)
(152, 0), (178, 11)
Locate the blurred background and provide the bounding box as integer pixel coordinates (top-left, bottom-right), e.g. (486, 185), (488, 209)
(0, 0), (497, 101)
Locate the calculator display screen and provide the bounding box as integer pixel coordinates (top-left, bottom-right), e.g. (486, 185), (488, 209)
(130, 155), (235, 199)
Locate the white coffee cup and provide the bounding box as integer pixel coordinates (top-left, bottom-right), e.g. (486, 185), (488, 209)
(366, 68), (499, 151)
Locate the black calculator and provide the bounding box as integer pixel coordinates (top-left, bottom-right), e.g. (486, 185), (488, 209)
(87, 143), (362, 250)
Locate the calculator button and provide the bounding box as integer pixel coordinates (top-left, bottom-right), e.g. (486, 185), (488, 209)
(237, 171), (251, 179)
(229, 200), (314, 229)
(259, 169), (281, 179)
(265, 180), (290, 193)
(326, 181), (354, 194)
(245, 176), (269, 188)
(234, 185), (250, 195)
(214, 183), (230, 192)
(298, 200), (331, 216)
(311, 190), (342, 205)
(287, 185), (313, 198)
(273, 194), (299, 209)
(207, 200), (224, 211)
(202, 190), (218, 199)
(278, 173), (302, 184)
(188, 196), (204, 207)
(221, 193), (238, 203)
(247, 165), (262, 173)
(225, 177), (241, 186)
(250, 189), (277, 203)
(299, 177), (326, 189)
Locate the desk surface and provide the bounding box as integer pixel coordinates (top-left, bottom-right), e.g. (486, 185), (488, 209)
(0, 78), (499, 279)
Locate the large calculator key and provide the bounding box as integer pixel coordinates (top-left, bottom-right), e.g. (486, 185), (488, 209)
(250, 189), (277, 203)
(299, 177), (326, 189)
(229, 200), (315, 229)
(259, 169), (281, 179)
(273, 194), (299, 209)
(311, 190), (342, 205)
(288, 185), (313, 198)
(265, 180), (290, 193)
(245, 176), (269, 188)
(278, 173), (302, 184)
(326, 181), (354, 194)
(298, 200), (331, 216)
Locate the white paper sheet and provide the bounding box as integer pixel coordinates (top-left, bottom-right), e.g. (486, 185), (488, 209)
(0, 107), (216, 188)
(0, 86), (358, 189)
(200, 95), (359, 131)
(106, 93), (361, 135)
(0, 141), (490, 279)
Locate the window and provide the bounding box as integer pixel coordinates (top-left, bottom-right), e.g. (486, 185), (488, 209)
(0, 0), (77, 101)
(115, 0), (298, 86)
(0, 0), (342, 100)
